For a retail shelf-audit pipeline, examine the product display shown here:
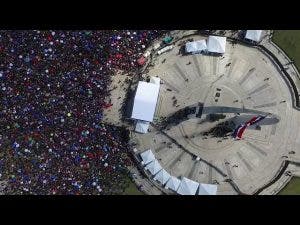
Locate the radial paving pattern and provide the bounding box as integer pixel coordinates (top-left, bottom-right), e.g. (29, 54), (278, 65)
(131, 34), (300, 195)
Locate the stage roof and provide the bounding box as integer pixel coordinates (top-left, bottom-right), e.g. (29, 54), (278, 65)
(131, 81), (160, 122)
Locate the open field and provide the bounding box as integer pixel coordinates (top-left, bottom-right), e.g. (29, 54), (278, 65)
(273, 30), (300, 71)
(122, 177), (144, 195)
(279, 177), (300, 195)
(273, 30), (300, 195)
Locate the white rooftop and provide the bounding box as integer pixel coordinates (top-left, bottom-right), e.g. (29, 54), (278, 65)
(165, 176), (181, 192)
(145, 159), (162, 175)
(207, 35), (226, 54)
(153, 169), (171, 185)
(150, 76), (161, 85)
(140, 149), (155, 165)
(176, 177), (199, 195)
(245, 30), (262, 42)
(198, 183), (218, 195)
(185, 40), (207, 53)
(131, 81), (160, 122)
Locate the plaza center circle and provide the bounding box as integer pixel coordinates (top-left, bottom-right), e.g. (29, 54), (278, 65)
(131, 33), (300, 195)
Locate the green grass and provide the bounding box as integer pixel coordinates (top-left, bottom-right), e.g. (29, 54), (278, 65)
(278, 177), (300, 195)
(122, 177), (144, 195)
(272, 30), (300, 195)
(273, 30), (300, 70)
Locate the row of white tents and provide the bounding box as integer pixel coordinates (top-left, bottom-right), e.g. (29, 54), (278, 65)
(185, 35), (226, 55)
(185, 30), (262, 55)
(140, 149), (218, 195)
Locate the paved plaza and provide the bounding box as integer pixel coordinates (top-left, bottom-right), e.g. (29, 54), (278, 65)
(127, 31), (300, 195)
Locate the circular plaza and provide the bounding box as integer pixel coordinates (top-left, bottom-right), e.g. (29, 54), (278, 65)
(129, 31), (300, 195)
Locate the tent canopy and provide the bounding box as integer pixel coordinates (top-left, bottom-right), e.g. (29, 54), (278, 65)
(176, 177), (199, 195)
(207, 35), (226, 54)
(245, 30), (262, 42)
(198, 183), (218, 195)
(135, 120), (150, 134)
(137, 56), (146, 66)
(163, 36), (173, 44)
(185, 40), (207, 53)
(165, 176), (181, 192)
(150, 76), (161, 85)
(153, 169), (171, 185)
(140, 149), (155, 165)
(131, 81), (160, 122)
(145, 159), (162, 175)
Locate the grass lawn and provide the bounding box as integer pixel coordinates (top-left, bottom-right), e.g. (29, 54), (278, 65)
(278, 177), (300, 195)
(273, 30), (300, 70)
(272, 30), (300, 195)
(122, 177), (144, 195)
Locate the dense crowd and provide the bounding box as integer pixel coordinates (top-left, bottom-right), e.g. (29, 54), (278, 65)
(0, 30), (165, 194)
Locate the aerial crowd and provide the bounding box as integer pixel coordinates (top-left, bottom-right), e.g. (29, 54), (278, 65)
(0, 30), (165, 194)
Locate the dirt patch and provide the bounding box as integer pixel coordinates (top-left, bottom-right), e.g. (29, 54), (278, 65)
(103, 70), (133, 126)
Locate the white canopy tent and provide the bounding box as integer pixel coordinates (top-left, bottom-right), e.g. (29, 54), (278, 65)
(165, 176), (181, 192)
(207, 35), (226, 54)
(176, 177), (199, 195)
(245, 30), (262, 42)
(185, 40), (207, 54)
(135, 120), (150, 134)
(198, 183), (218, 195)
(131, 81), (160, 122)
(145, 159), (162, 175)
(153, 169), (171, 185)
(140, 149), (155, 165)
(150, 76), (161, 85)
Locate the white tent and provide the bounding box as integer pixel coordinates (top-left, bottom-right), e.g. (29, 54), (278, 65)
(143, 50), (151, 58)
(145, 159), (162, 175)
(245, 30), (262, 42)
(185, 40), (207, 54)
(157, 45), (174, 55)
(207, 35), (226, 54)
(131, 81), (160, 122)
(135, 120), (150, 134)
(176, 177), (199, 195)
(140, 149), (155, 165)
(198, 183), (218, 195)
(153, 169), (171, 185)
(150, 76), (161, 86)
(165, 176), (181, 192)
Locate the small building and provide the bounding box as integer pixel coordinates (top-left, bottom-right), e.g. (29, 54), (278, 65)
(245, 30), (262, 43)
(185, 40), (207, 54)
(207, 35), (226, 54)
